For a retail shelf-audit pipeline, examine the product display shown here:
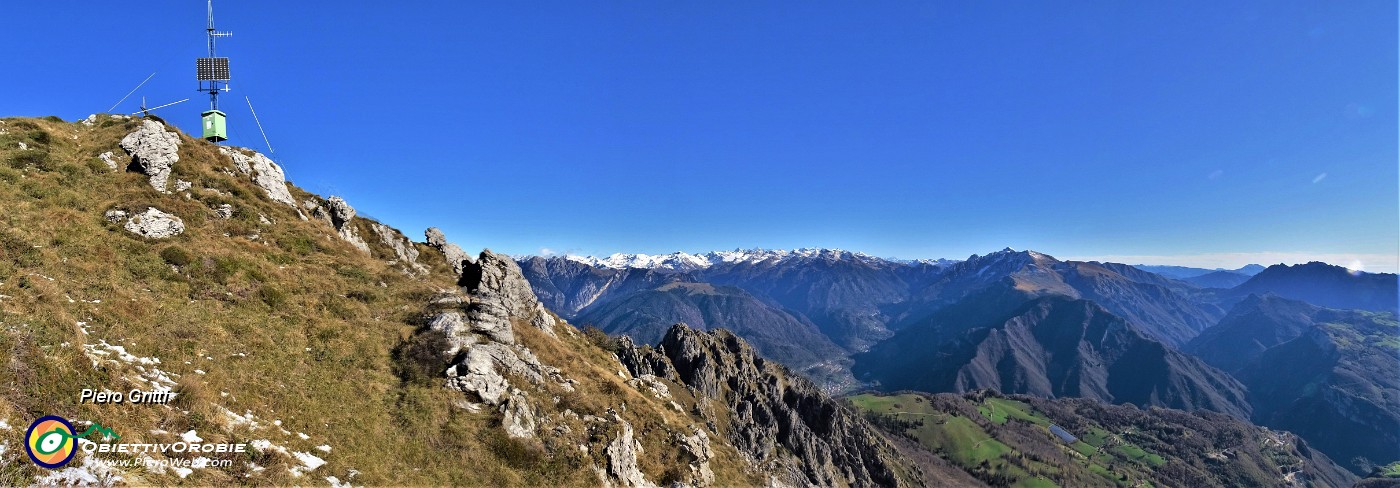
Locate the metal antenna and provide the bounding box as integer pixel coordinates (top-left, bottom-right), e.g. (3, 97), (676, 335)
(107, 72), (157, 113)
(246, 96), (274, 155)
(197, 0), (233, 142)
(133, 98), (190, 117)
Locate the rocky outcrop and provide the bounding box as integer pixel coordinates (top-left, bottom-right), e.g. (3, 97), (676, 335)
(619, 324), (917, 487)
(425, 227), (472, 277)
(324, 196), (370, 254)
(115, 207), (185, 239)
(369, 222), (427, 275)
(606, 421), (657, 488)
(98, 151), (117, 170)
(677, 426), (716, 487)
(219, 148), (296, 207)
(462, 250), (558, 336)
(440, 250), (576, 440)
(120, 120), (180, 192)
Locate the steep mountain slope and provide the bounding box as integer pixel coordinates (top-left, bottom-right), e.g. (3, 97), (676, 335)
(1185, 294), (1326, 372)
(855, 289), (1252, 418)
(1227, 262), (1399, 313)
(899, 249), (1224, 346)
(699, 250), (944, 351)
(850, 391), (1355, 487)
(0, 115), (924, 486)
(1186, 294), (1400, 474)
(614, 324), (945, 487)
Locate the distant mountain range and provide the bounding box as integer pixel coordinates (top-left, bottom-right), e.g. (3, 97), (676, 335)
(1134, 263), (1268, 279)
(522, 247), (1399, 473)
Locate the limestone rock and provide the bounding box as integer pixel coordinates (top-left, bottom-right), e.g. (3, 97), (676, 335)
(325, 196), (370, 254)
(119, 119), (181, 192)
(625, 374), (671, 400)
(501, 395), (537, 439)
(218, 147), (296, 207)
(121, 208), (185, 239)
(215, 204), (235, 220)
(446, 346), (510, 406)
(98, 151), (117, 170)
(369, 222), (426, 274)
(677, 427), (716, 487)
(174, 179), (192, 193)
(428, 312), (477, 356)
(103, 209), (128, 223)
(617, 323), (918, 487)
(425, 227), (472, 277)
(462, 250), (558, 336)
(606, 421), (656, 488)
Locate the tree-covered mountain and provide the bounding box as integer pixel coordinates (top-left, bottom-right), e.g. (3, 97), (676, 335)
(854, 289), (1252, 419)
(1187, 294), (1400, 474)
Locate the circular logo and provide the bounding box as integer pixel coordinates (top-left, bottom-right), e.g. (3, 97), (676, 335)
(25, 415), (77, 469)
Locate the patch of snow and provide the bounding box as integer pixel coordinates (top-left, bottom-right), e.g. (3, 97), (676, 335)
(327, 475), (352, 488)
(32, 456), (124, 486)
(181, 430), (203, 443)
(289, 451), (326, 477)
(316, 444), (331, 453)
(297, 432), (309, 440)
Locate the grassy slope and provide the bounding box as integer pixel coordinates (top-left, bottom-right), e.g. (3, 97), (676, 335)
(0, 116), (762, 486)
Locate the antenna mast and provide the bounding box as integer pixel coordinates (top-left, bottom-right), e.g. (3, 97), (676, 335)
(197, 0), (233, 142)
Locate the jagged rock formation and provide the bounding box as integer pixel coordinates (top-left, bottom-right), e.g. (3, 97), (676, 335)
(619, 324), (916, 487)
(462, 250), (558, 336)
(218, 147), (296, 207)
(368, 222), (427, 275)
(605, 421), (656, 488)
(322, 195), (370, 253)
(119, 119), (180, 191)
(425, 227), (472, 276)
(112, 207), (185, 239)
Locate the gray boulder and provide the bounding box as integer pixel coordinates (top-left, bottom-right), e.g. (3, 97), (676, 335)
(119, 120), (181, 192)
(501, 395), (537, 439)
(462, 250), (557, 336)
(219, 148), (296, 207)
(425, 227), (472, 277)
(606, 421), (657, 488)
(121, 208), (185, 239)
(369, 222), (426, 275)
(325, 196), (369, 254)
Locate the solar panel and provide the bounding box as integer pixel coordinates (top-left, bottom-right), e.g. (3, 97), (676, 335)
(197, 57), (230, 81)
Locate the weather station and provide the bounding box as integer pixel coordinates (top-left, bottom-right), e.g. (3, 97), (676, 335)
(197, 0), (233, 143)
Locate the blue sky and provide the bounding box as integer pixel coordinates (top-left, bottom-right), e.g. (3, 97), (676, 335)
(6, 2), (1397, 271)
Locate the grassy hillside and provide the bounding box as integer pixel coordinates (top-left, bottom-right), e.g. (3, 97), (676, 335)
(0, 115), (768, 486)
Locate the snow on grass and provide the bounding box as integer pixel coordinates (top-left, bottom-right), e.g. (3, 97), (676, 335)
(316, 444), (332, 453)
(288, 451), (326, 477)
(181, 430), (203, 443)
(33, 456), (124, 487)
(221, 407), (262, 431)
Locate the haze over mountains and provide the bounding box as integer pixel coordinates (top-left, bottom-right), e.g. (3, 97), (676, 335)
(524, 246), (1400, 475)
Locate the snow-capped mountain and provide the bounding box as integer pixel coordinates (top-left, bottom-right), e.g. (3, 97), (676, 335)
(562, 248), (954, 271)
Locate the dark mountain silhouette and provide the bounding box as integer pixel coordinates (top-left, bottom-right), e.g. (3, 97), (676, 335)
(1183, 270), (1252, 289)
(854, 290), (1252, 418)
(1227, 262), (1398, 313)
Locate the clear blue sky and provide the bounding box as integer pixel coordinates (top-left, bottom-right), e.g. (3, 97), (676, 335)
(6, 2), (1397, 271)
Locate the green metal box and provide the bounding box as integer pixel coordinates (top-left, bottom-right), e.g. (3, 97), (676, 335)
(201, 110), (227, 142)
